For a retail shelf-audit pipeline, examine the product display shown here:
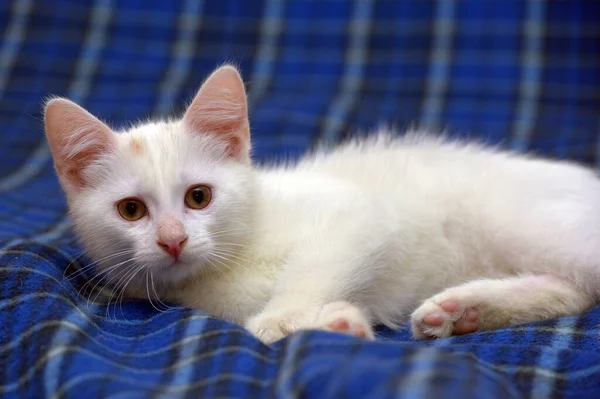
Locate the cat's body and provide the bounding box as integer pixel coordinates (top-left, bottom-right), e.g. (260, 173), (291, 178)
(45, 66), (600, 342)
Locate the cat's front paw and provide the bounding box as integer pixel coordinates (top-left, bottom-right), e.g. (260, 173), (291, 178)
(315, 301), (374, 339)
(246, 308), (319, 344)
(411, 295), (479, 339)
(246, 302), (375, 343)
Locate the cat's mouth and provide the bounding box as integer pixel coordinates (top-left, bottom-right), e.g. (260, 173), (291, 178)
(163, 259), (188, 269)
(154, 258), (197, 276)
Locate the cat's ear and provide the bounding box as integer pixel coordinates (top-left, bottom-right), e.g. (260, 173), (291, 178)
(183, 65), (250, 162)
(44, 98), (115, 192)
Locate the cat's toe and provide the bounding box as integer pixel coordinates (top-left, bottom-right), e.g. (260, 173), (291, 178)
(411, 299), (478, 339)
(245, 309), (318, 344)
(452, 307), (479, 335)
(245, 316), (286, 343)
(317, 301), (374, 340)
(423, 313), (445, 326)
(252, 326), (286, 343)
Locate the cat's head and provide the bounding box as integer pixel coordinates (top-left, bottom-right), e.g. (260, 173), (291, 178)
(45, 65), (255, 287)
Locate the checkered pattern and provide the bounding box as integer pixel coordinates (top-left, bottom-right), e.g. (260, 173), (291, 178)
(1, 1), (600, 398)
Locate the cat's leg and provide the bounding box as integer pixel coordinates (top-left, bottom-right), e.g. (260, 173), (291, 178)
(410, 274), (595, 339)
(245, 252), (381, 343)
(245, 184), (402, 343)
(245, 228), (393, 342)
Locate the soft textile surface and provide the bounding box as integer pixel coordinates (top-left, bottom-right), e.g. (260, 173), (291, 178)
(1, 1), (600, 398)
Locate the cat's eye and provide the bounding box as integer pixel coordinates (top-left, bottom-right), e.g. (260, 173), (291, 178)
(185, 185), (212, 210)
(117, 199), (147, 221)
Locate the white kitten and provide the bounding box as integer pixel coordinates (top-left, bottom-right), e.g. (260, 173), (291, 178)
(45, 65), (600, 343)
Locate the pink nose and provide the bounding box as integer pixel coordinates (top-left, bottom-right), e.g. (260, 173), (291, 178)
(157, 217), (187, 260)
(157, 237), (187, 259)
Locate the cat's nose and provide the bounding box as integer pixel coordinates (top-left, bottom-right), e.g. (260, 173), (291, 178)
(157, 236), (188, 260)
(157, 217), (188, 260)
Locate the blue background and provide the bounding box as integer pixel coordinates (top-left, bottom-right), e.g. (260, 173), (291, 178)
(0, 1), (599, 398)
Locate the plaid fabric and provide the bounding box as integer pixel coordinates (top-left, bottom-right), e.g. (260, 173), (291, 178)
(1, 1), (600, 398)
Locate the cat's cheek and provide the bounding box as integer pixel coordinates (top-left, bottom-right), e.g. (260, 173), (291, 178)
(120, 221), (158, 255)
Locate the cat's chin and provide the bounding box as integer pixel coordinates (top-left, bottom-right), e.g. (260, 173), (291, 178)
(151, 260), (200, 284)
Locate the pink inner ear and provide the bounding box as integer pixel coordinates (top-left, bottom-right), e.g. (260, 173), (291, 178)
(186, 87), (247, 132)
(61, 131), (111, 187)
(45, 98), (114, 190)
(183, 66), (250, 160)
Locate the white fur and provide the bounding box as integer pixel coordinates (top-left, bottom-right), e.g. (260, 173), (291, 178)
(46, 68), (600, 343)
(59, 125), (600, 342)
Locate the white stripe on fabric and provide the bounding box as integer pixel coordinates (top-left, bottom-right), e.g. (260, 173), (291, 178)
(247, 0), (285, 108)
(165, 318), (207, 398)
(276, 333), (304, 398)
(420, 0), (455, 130)
(2, 344), (276, 393)
(511, 0), (546, 152)
(0, 217), (73, 250)
(68, 1), (114, 104)
(530, 317), (576, 398)
(154, 0), (205, 117)
(0, 0), (114, 192)
(321, 0), (373, 145)
(44, 310), (91, 398)
(0, 0), (33, 98)
(0, 141), (52, 192)
(58, 372), (271, 399)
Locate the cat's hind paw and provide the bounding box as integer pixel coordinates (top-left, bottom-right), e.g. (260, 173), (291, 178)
(411, 298), (479, 339)
(316, 301), (374, 340)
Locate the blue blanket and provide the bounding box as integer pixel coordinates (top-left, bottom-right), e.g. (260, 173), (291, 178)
(1, 1), (600, 398)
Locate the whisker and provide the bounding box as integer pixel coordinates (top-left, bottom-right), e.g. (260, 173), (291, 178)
(83, 257), (139, 305)
(65, 249), (138, 281)
(96, 257), (145, 319)
(150, 272), (178, 312)
(77, 260), (128, 301)
(205, 257), (227, 276)
(112, 264), (145, 323)
(145, 271), (164, 313)
(89, 260), (134, 310)
(208, 250), (250, 272)
(209, 226), (250, 235)
(211, 248), (251, 263)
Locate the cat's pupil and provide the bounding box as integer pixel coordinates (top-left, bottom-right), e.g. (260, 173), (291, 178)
(192, 189), (204, 204)
(126, 202), (137, 216)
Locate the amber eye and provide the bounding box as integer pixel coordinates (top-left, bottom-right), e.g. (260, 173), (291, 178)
(117, 199), (147, 221)
(185, 185), (212, 209)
